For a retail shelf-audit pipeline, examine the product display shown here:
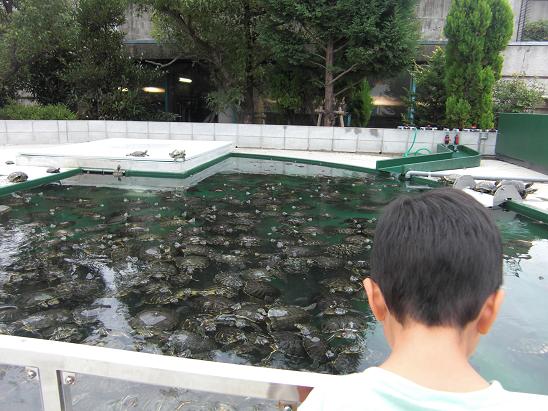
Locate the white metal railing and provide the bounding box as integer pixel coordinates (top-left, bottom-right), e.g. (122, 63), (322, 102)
(0, 335), (335, 411)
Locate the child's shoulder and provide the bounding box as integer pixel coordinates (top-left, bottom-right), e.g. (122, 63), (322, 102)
(299, 368), (548, 410)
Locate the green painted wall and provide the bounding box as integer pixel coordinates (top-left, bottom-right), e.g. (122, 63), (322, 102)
(497, 113), (548, 173)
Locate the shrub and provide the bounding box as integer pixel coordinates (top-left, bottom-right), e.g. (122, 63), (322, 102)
(348, 80), (374, 127)
(493, 75), (545, 114)
(0, 103), (77, 120)
(523, 20), (548, 41)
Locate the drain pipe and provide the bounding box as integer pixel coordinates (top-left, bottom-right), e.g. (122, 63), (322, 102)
(405, 170), (548, 184)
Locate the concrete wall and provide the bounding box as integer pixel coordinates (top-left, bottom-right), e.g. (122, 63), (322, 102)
(0, 121), (497, 156)
(120, 5), (154, 42)
(502, 43), (548, 89)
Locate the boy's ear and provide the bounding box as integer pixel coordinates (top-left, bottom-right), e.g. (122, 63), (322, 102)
(364, 278), (388, 322)
(477, 289), (505, 335)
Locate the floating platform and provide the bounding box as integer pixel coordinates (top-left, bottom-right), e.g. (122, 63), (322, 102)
(15, 138), (232, 174)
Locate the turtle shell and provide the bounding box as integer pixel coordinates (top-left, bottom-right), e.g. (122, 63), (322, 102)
(243, 280), (280, 302)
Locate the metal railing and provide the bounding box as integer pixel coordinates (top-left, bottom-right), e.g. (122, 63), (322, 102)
(0, 335), (335, 411)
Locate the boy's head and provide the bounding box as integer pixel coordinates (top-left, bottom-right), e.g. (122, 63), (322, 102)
(366, 188), (503, 331)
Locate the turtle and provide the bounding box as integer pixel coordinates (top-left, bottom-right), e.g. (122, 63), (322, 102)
(281, 257), (311, 275)
(169, 149), (186, 161)
(126, 150), (149, 157)
(165, 331), (216, 357)
(330, 352), (361, 374)
(0, 305), (22, 322)
(174, 255), (210, 274)
(7, 171), (29, 183)
(240, 267), (285, 282)
(302, 333), (335, 365)
(321, 314), (368, 336)
(46, 325), (86, 343)
(326, 243), (366, 258)
(243, 280), (281, 302)
(267, 305), (311, 331)
(320, 277), (363, 295)
(231, 302), (268, 323)
(5, 160), (14, 165)
(310, 256), (345, 270)
(214, 326), (248, 346)
(474, 180), (498, 194)
(188, 286), (239, 299)
(182, 314), (217, 336)
(46, 167), (61, 174)
(130, 308), (179, 336)
(189, 295), (235, 314)
(214, 313), (262, 331)
(266, 331), (307, 360)
(214, 272), (244, 290)
(497, 180), (537, 199)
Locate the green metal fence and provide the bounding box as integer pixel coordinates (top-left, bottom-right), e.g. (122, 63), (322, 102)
(496, 113), (548, 173)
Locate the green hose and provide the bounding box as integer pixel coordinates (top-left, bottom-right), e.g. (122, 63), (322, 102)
(403, 129), (432, 157)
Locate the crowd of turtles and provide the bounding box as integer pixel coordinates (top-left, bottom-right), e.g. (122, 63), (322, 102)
(1, 169), (406, 375)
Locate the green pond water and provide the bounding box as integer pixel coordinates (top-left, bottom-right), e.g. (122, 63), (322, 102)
(0, 158), (547, 398)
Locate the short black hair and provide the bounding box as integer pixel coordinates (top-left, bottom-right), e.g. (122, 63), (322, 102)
(370, 188), (503, 328)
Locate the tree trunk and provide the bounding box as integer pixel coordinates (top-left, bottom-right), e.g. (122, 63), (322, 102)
(242, 0), (255, 124)
(323, 38), (335, 127)
(2, 0), (13, 14)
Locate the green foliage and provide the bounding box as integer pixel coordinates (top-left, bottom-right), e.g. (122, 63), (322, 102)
(260, 0), (419, 126)
(410, 47), (446, 126)
(65, 0), (160, 119)
(348, 80), (373, 127)
(145, 0), (266, 117)
(0, 0), (169, 120)
(0, 102), (76, 119)
(0, 0), (76, 105)
(445, 96), (471, 129)
(444, 0), (513, 129)
(493, 75), (545, 114)
(523, 20), (548, 41)
(96, 90), (176, 121)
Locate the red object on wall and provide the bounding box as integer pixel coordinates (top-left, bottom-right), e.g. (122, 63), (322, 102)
(454, 133), (459, 145)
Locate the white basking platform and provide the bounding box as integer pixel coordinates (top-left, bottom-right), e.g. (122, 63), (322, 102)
(15, 138), (232, 173)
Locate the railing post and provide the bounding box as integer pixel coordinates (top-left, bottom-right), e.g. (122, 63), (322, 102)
(37, 368), (63, 411)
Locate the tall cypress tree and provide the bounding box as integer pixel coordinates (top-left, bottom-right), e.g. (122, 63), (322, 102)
(444, 0), (512, 129)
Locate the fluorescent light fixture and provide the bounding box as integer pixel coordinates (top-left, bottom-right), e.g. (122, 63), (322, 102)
(179, 77), (192, 84)
(142, 87), (165, 93)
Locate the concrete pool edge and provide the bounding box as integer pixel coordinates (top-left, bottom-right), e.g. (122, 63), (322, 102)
(0, 168), (83, 197)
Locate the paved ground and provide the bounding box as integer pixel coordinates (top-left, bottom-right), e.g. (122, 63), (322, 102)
(1, 144), (547, 214)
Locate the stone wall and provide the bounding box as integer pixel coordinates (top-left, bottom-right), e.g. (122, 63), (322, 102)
(0, 121), (497, 156)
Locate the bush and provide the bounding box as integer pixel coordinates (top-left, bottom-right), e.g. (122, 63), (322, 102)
(348, 80), (374, 127)
(523, 20), (548, 41)
(493, 75), (545, 114)
(0, 103), (77, 120)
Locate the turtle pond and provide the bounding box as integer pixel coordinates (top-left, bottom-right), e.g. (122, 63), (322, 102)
(0, 158), (547, 396)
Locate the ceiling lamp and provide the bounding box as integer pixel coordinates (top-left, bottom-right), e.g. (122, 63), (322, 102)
(179, 77), (192, 84)
(142, 87), (165, 93)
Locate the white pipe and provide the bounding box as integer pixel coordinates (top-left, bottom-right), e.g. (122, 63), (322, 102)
(405, 170), (548, 183)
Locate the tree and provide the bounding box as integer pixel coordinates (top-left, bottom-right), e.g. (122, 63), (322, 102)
(260, 0), (418, 126)
(0, 0), (76, 105)
(493, 74), (545, 114)
(409, 47), (446, 126)
(444, 0), (513, 129)
(144, 0), (267, 122)
(0, 0), (168, 119)
(347, 80), (373, 127)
